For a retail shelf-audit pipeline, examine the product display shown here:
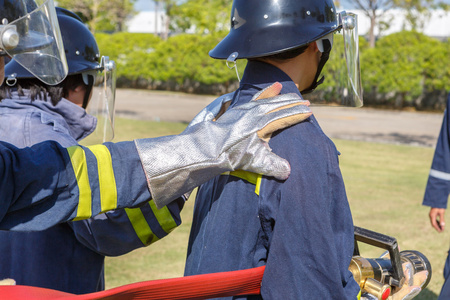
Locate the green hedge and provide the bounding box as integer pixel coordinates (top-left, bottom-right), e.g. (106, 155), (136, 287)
(95, 31), (449, 110)
(361, 31), (450, 109)
(95, 32), (162, 80)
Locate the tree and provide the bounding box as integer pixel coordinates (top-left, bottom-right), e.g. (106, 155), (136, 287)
(56, 0), (136, 33)
(342, 0), (449, 47)
(153, 0), (176, 40)
(361, 31), (449, 108)
(106, 0), (136, 32)
(342, 0), (393, 47)
(169, 0), (231, 35)
(399, 0), (449, 31)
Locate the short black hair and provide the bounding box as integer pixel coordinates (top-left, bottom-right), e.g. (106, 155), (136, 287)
(260, 44), (309, 61)
(0, 74), (86, 105)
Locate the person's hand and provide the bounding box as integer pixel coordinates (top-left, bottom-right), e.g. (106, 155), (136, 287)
(190, 82), (310, 142)
(0, 278), (15, 285)
(135, 82), (312, 208)
(429, 207), (446, 232)
(387, 262), (428, 300)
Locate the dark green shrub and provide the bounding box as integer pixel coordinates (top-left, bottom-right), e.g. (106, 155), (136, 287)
(95, 31), (449, 107)
(361, 31), (448, 108)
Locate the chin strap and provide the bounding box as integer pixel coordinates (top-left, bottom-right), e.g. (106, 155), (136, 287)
(82, 75), (94, 109)
(300, 39), (332, 95)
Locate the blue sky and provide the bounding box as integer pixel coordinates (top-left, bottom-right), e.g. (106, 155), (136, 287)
(134, 0), (154, 11)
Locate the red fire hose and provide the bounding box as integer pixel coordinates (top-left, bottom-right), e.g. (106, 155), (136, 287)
(0, 266), (265, 300)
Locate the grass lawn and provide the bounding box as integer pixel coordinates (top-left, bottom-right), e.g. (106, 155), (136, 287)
(104, 118), (444, 299)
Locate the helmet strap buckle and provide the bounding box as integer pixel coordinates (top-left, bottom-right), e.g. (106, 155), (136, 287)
(6, 73), (17, 86)
(226, 52), (241, 82)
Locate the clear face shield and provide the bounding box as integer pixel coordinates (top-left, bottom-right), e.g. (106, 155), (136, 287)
(314, 11), (363, 107)
(340, 11), (363, 107)
(82, 56), (117, 145)
(0, 0), (68, 85)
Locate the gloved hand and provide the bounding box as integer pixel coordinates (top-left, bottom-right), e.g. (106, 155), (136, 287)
(188, 91), (234, 127)
(135, 82), (312, 208)
(0, 278), (15, 285)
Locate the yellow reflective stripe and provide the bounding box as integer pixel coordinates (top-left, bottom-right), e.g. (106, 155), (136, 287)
(357, 290), (361, 300)
(125, 206), (159, 245)
(67, 146), (92, 220)
(228, 170), (259, 185)
(223, 170), (262, 195)
(149, 201), (178, 234)
(255, 174), (262, 196)
(87, 145), (117, 213)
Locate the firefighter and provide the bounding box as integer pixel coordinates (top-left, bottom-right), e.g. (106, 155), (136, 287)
(0, 8), (183, 293)
(183, 0), (426, 299)
(423, 92), (450, 299)
(0, 1), (312, 231)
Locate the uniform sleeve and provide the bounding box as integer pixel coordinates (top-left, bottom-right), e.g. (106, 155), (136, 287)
(0, 140), (159, 231)
(259, 123), (360, 299)
(423, 93), (450, 209)
(69, 198), (184, 256)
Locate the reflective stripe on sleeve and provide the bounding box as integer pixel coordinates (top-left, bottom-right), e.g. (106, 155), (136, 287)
(125, 206), (159, 245)
(222, 170), (262, 195)
(430, 169), (450, 181)
(150, 201), (178, 234)
(149, 201), (178, 234)
(125, 201), (178, 246)
(357, 290), (361, 300)
(67, 146), (92, 220)
(255, 175), (262, 196)
(87, 144), (117, 213)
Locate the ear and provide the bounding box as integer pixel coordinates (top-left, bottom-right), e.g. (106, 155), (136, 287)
(312, 41), (320, 53)
(73, 84), (86, 92)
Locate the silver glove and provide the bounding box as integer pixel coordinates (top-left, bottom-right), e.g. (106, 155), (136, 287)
(135, 83), (312, 208)
(188, 92), (234, 127)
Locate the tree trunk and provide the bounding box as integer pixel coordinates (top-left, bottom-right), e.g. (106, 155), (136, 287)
(155, 1), (159, 37)
(162, 14), (170, 40)
(369, 13), (376, 48)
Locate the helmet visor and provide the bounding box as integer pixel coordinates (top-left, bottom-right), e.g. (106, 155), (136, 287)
(1, 0), (68, 85)
(83, 56), (116, 144)
(313, 11), (363, 107)
(340, 11), (363, 107)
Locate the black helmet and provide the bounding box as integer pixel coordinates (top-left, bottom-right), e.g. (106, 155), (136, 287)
(5, 7), (100, 80)
(0, 0), (68, 85)
(0, 0), (28, 23)
(55, 7), (101, 77)
(209, 0), (339, 60)
(0, 0), (41, 54)
(5, 7), (101, 107)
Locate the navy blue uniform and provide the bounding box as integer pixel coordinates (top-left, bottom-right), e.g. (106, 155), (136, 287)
(0, 93), (183, 294)
(422, 92), (450, 299)
(0, 140), (156, 229)
(185, 61), (360, 299)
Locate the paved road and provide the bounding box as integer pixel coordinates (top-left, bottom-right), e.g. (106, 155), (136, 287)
(115, 89), (444, 148)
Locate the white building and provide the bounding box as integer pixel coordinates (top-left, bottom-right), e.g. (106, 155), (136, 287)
(126, 11), (167, 34)
(352, 9), (450, 40)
